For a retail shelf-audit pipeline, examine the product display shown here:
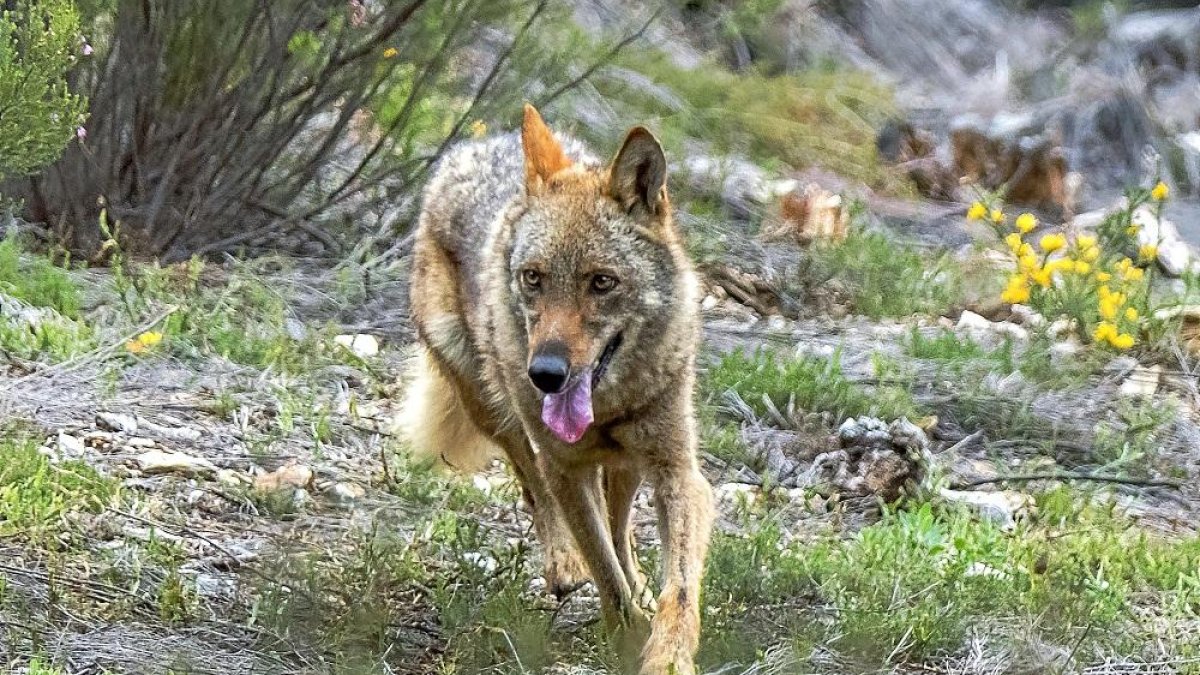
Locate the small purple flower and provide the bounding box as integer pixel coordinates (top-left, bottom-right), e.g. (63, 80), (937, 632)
(76, 126), (87, 141)
(82, 42), (93, 56)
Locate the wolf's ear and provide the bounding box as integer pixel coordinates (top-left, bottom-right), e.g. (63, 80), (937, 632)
(608, 127), (667, 220)
(522, 104), (572, 194)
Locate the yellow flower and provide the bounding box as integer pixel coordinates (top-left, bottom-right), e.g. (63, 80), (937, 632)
(1004, 233), (1023, 252)
(383, 47), (398, 59)
(1073, 260), (1091, 275)
(1139, 243), (1158, 261)
(1126, 224), (1139, 236)
(1045, 258), (1073, 274)
(1082, 246), (1100, 262)
(1001, 275), (1030, 304)
(1017, 243), (1034, 258)
(967, 201), (987, 221)
(1125, 307), (1139, 321)
(1030, 267), (1053, 287)
(1111, 333), (1135, 350)
(1124, 266), (1145, 281)
(1039, 233), (1066, 253)
(1018, 253), (1039, 273)
(1077, 235), (1097, 249)
(1099, 298), (1119, 320)
(125, 331), (164, 354)
(1152, 181), (1169, 201)
(1015, 213), (1037, 234)
(1093, 321), (1118, 343)
(469, 119), (488, 138)
(990, 209), (1005, 224)
(1095, 271), (1112, 282)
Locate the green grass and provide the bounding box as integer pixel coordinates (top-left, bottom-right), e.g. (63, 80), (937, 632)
(107, 254), (347, 375)
(904, 328), (990, 362)
(700, 494), (1200, 669)
(0, 236), (92, 360)
(703, 348), (921, 424)
(0, 235), (83, 318)
(803, 227), (968, 318)
(0, 428), (118, 542)
(250, 451), (617, 673)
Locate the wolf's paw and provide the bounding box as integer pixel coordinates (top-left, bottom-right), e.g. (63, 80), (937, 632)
(542, 541), (590, 599)
(638, 587), (699, 675)
(612, 606), (652, 671)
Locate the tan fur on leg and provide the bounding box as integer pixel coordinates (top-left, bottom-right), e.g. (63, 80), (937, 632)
(639, 462), (713, 675)
(605, 465), (653, 610)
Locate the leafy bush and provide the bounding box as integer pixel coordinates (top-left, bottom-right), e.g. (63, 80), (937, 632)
(0, 0), (87, 181)
(13, 0), (626, 259)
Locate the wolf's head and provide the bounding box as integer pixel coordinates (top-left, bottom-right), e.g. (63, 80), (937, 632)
(509, 104), (682, 444)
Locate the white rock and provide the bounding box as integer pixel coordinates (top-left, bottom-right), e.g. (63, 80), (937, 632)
(940, 488), (1034, 531)
(136, 449), (217, 476)
(333, 333), (380, 358)
(991, 321), (1029, 341)
(1048, 318), (1076, 339)
(955, 310), (991, 333)
(1118, 364), (1161, 398)
(714, 482), (759, 506)
(57, 432), (85, 457)
(1049, 339), (1082, 365)
(700, 295), (719, 311)
(137, 418), (201, 443)
(96, 412), (138, 434)
(329, 481), (366, 503)
(1132, 204), (1192, 277)
(1008, 304), (1046, 328)
(472, 474), (493, 493)
(765, 314), (790, 331)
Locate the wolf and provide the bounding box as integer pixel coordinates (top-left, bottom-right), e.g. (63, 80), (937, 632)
(399, 104), (714, 674)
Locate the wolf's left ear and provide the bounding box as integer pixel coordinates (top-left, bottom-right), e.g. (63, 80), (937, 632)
(609, 127), (668, 221)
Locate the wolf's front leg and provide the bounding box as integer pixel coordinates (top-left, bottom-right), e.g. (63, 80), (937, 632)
(640, 454), (713, 675)
(541, 457), (650, 654)
(499, 436), (589, 597)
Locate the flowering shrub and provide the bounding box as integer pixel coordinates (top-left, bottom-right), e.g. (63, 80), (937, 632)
(969, 181), (1170, 351)
(0, 0), (87, 181)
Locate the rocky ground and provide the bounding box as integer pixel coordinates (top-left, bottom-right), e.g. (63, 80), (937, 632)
(7, 1), (1200, 673)
(3, 223), (1200, 673)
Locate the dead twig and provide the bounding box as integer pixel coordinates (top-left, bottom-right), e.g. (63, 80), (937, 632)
(956, 472), (1183, 490)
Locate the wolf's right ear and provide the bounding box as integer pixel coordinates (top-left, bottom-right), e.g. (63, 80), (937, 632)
(522, 104), (572, 194)
(608, 127), (668, 221)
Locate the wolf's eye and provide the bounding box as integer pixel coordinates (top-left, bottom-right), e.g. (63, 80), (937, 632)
(590, 274), (618, 294)
(521, 269), (541, 289)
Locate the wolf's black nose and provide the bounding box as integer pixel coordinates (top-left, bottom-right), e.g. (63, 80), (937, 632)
(529, 344), (570, 394)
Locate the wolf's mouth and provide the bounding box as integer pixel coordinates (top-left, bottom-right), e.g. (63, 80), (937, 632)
(541, 333), (623, 444)
(591, 332), (623, 388)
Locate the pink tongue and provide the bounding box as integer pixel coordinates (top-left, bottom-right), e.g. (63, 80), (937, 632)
(541, 372), (593, 444)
